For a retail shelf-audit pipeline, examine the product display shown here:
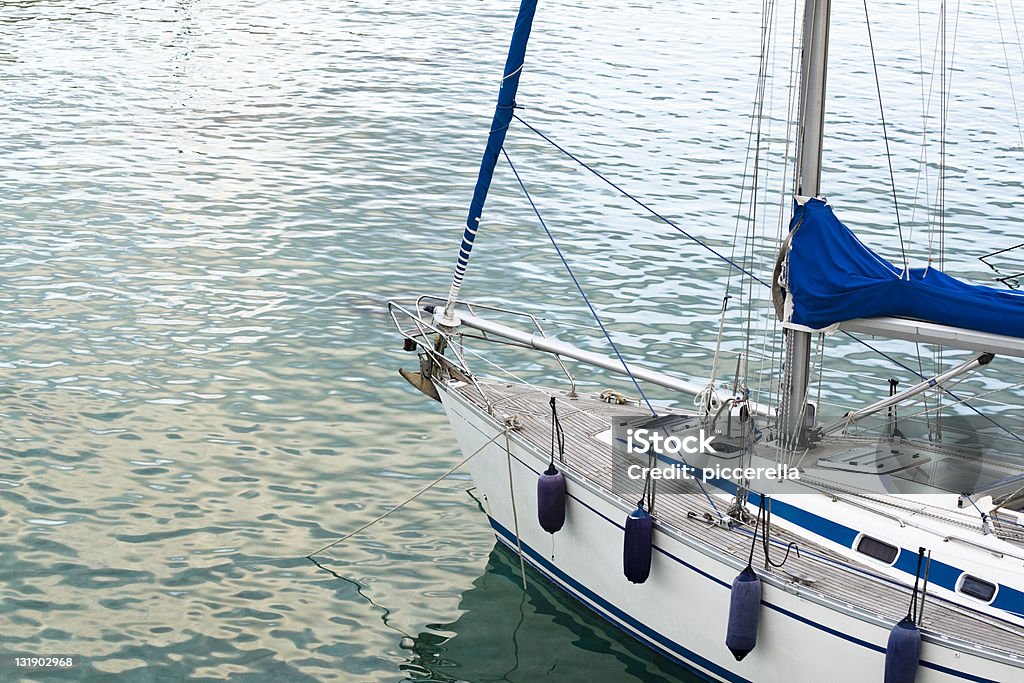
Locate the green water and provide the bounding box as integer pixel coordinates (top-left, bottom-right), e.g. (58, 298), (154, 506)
(1, 1), (1021, 681)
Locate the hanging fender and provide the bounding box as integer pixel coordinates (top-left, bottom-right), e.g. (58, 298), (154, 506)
(886, 547), (927, 683)
(537, 464), (566, 533)
(884, 617), (921, 683)
(623, 506), (654, 584)
(725, 565), (762, 661)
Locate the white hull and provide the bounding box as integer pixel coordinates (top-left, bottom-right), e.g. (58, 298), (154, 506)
(439, 385), (1018, 683)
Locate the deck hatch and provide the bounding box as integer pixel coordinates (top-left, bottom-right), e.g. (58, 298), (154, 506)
(959, 575), (997, 602)
(855, 536), (899, 564)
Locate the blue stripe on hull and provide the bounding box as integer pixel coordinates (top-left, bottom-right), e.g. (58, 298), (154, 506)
(484, 503), (1005, 682)
(454, 399), (1016, 680)
(487, 517), (746, 683)
(648, 455), (1024, 619)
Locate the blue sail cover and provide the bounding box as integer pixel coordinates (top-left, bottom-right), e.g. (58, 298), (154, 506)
(786, 199), (1024, 338)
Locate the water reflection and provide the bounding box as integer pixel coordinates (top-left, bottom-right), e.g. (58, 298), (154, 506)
(403, 544), (700, 683)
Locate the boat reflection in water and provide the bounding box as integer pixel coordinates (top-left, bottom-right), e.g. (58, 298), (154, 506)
(401, 543), (700, 683)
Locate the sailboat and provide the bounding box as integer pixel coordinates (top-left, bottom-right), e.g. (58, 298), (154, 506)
(389, 1), (1024, 681)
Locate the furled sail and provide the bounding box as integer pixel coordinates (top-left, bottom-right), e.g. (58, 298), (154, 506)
(439, 0), (538, 322)
(781, 198), (1024, 340)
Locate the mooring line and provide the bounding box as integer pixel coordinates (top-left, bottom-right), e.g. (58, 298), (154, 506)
(505, 428), (529, 591)
(306, 555), (413, 639)
(306, 427), (509, 558)
(300, 426), (514, 629)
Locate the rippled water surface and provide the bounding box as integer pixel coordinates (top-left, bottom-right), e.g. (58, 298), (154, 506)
(2, 1), (1022, 681)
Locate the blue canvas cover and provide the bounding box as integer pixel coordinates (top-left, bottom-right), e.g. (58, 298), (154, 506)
(785, 199), (1024, 338)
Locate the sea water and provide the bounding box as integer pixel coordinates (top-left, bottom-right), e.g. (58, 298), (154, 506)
(1, 1), (1021, 681)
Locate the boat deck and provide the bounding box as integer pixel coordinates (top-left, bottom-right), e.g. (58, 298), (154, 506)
(457, 378), (1024, 659)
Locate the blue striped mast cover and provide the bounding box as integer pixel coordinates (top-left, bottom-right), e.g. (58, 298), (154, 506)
(439, 0), (539, 324)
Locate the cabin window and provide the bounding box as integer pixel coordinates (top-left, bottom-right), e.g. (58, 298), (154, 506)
(959, 575), (996, 603)
(855, 536), (899, 564)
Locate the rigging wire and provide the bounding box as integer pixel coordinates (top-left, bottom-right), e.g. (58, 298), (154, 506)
(755, 0), (802, 414)
(511, 114), (769, 288)
(911, 4), (937, 437)
(937, 0), (962, 273)
(813, 332), (825, 418)
(726, 0), (776, 296)
(939, 1), (948, 270)
(993, 0), (1024, 155)
(911, 0), (936, 438)
(908, 2), (946, 447)
(1008, 0), (1024, 119)
(862, 0), (910, 273)
(936, 2), (955, 433)
(720, 28), (777, 393)
(501, 147), (657, 416)
(908, 2), (963, 440)
(697, 0), (781, 413)
(508, 116), (1023, 443)
(936, 0), (946, 271)
(741, 0), (780, 392)
(909, 0), (933, 248)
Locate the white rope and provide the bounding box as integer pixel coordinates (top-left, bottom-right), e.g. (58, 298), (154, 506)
(695, 380), (723, 417)
(307, 427), (509, 558)
(505, 427), (528, 591)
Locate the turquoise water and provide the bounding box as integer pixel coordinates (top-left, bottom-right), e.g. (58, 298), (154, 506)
(1, 1), (1021, 681)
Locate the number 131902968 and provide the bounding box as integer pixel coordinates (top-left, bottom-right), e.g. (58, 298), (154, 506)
(10, 656), (77, 670)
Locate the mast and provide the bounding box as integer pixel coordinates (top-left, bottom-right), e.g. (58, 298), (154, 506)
(437, 0), (539, 327)
(781, 0), (831, 444)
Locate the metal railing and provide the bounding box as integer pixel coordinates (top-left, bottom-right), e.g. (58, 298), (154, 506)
(388, 295), (578, 397)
